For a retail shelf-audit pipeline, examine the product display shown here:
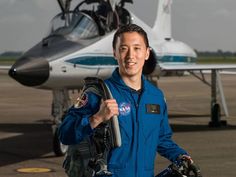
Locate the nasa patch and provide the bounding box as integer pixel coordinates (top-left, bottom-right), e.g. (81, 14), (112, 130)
(119, 102), (131, 116)
(74, 91), (88, 108)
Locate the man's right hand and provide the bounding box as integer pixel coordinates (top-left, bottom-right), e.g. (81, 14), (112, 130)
(90, 99), (119, 129)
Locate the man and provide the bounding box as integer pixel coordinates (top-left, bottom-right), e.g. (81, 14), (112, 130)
(59, 24), (197, 177)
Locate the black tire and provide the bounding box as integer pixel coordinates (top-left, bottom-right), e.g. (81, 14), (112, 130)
(212, 103), (220, 120)
(53, 128), (68, 156)
(209, 103), (226, 127)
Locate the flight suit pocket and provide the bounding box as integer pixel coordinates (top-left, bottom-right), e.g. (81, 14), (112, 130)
(108, 115), (132, 169)
(141, 114), (161, 170)
(141, 113), (161, 140)
(118, 115), (132, 144)
(143, 133), (157, 170)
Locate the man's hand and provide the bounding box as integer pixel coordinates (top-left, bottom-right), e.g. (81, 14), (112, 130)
(90, 99), (119, 129)
(181, 154), (194, 165)
(180, 155), (202, 177)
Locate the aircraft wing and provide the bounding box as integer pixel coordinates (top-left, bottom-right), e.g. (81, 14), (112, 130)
(159, 63), (236, 71)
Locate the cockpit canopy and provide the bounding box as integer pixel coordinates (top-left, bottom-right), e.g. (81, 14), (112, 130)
(45, 0), (132, 41)
(48, 11), (100, 39)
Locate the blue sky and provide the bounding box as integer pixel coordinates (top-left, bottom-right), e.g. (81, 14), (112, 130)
(0, 0), (235, 53)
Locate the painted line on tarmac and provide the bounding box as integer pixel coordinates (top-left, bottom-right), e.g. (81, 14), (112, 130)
(16, 167), (53, 173)
(0, 131), (23, 140)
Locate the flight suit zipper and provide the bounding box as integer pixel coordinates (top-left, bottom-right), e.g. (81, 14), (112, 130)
(130, 89), (142, 177)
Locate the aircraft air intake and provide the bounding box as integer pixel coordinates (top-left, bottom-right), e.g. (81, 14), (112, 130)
(8, 57), (49, 87)
(142, 49), (158, 75)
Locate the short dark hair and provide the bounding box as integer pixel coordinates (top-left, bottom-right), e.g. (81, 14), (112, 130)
(112, 24), (149, 49)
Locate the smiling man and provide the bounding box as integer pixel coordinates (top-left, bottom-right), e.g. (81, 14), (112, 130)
(59, 24), (200, 177)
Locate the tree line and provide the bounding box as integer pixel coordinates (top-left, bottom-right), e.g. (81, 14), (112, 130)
(196, 50), (236, 57)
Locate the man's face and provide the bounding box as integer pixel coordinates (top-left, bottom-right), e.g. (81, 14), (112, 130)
(113, 32), (150, 78)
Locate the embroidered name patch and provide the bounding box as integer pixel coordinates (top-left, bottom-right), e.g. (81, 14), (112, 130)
(146, 104), (160, 114)
(119, 102), (131, 116)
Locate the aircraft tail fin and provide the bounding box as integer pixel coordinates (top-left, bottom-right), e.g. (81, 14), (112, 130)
(152, 0), (172, 41)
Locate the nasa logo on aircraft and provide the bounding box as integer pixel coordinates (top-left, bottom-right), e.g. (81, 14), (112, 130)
(119, 102), (131, 116)
(74, 91), (88, 108)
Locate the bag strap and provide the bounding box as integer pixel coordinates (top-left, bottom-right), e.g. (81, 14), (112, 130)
(83, 77), (121, 147)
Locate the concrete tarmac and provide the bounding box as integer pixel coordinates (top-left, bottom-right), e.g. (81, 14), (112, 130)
(0, 71), (236, 177)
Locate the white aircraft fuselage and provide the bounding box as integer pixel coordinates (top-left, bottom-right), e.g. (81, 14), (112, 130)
(8, 0), (197, 90)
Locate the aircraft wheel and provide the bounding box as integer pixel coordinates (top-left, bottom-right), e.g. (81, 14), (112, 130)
(176, 71), (184, 76)
(212, 103), (220, 120)
(53, 128), (68, 156)
(209, 103), (227, 127)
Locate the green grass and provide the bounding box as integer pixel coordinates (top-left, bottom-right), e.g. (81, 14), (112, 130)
(0, 57), (17, 65)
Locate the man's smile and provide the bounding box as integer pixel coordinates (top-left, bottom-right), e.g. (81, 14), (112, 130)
(125, 61), (137, 67)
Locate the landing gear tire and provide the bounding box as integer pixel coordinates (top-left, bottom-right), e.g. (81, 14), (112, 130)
(209, 103), (227, 127)
(53, 128), (68, 156)
(212, 103), (220, 119)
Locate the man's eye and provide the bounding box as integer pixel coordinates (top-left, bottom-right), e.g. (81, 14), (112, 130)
(120, 47), (127, 51)
(134, 47), (141, 50)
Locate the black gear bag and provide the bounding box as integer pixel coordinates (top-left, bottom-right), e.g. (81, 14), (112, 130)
(62, 77), (121, 177)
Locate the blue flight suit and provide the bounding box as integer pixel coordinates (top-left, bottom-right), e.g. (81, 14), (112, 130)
(59, 68), (188, 177)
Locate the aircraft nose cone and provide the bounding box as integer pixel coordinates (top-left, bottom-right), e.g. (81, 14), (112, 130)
(9, 57), (49, 87)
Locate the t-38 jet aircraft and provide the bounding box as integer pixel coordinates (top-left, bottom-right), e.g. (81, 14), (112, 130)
(6, 0), (236, 155)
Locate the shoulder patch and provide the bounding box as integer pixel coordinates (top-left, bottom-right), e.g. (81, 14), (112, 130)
(74, 90), (88, 108)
